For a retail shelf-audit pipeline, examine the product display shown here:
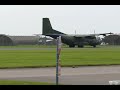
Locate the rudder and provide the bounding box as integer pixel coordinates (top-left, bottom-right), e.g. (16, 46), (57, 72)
(42, 18), (53, 35)
(42, 18), (65, 35)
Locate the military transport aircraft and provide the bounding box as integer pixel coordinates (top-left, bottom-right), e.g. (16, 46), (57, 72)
(42, 18), (113, 48)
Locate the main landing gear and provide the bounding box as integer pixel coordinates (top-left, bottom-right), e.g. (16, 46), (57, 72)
(69, 44), (75, 48)
(92, 45), (96, 48)
(78, 44), (84, 48)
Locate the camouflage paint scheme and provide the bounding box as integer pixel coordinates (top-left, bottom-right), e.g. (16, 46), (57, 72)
(42, 18), (113, 48)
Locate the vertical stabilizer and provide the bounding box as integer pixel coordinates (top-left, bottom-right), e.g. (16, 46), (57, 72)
(42, 18), (53, 35)
(42, 18), (65, 35)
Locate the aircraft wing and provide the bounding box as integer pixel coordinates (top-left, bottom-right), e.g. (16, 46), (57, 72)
(74, 32), (113, 38)
(74, 35), (96, 39)
(91, 32), (113, 36)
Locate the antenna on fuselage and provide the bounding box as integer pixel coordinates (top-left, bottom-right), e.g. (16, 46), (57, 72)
(94, 30), (95, 34)
(94, 29), (98, 39)
(75, 30), (76, 35)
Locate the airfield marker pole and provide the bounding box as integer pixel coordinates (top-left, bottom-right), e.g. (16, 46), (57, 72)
(56, 37), (59, 85)
(56, 36), (62, 85)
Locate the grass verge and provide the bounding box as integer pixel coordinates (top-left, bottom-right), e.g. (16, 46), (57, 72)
(0, 80), (55, 85)
(0, 45), (120, 68)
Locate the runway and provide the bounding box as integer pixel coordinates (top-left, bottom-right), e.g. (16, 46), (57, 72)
(0, 65), (120, 85)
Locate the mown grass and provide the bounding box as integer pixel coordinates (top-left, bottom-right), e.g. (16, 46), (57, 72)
(0, 80), (55, 85)
(0, 45), (57, 48)
(0, 45), (120, 68)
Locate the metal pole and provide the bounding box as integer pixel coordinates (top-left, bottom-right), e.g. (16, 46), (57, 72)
(56, 37), (59, 85)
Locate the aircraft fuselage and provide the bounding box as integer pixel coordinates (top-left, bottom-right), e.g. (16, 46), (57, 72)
(42, 18), (112, 48)
(46, 34), (101, 48)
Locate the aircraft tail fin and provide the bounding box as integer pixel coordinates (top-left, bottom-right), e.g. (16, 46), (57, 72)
(42, 18), (65, 35)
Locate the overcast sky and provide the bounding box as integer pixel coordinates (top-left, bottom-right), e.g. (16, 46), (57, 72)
(0, 5), (120, 36)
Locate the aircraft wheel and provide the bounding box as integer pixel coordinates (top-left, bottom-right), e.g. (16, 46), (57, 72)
(93, 45), (96, 48)
(78, 45), (84, 48)
(69, 44), (75, 48)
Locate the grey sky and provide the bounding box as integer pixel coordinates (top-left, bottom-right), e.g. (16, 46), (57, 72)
(0, 5), (120, 36)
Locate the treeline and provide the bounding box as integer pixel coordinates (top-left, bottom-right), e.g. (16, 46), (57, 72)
(102, 35), (120, 45)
